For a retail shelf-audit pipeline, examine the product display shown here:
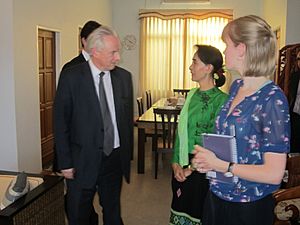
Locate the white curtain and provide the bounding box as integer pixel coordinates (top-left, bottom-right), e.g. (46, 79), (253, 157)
(139, 10), (233, 102)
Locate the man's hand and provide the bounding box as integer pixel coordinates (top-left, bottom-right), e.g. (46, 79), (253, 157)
(61, 168), (75, 179)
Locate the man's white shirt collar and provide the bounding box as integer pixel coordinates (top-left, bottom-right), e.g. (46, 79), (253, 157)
(82, 49), (90, 61)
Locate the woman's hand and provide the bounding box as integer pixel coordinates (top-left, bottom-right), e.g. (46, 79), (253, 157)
(192, 145), (226, 173)
(172, 163), (192, 182)
(183, 167), (193, 178)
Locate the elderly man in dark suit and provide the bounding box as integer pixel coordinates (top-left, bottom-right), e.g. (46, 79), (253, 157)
(53, 20), (101, 225)
(53, 20), (101, 171)
(54, 26), (133, 225)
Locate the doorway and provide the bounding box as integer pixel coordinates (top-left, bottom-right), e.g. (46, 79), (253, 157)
(38, 29), (56, 169)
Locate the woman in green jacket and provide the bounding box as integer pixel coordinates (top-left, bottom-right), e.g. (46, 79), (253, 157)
(169, 45), (228, 225)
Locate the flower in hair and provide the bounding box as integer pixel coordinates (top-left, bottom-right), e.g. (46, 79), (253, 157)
(222, 65), (227, 72)
(214, 73), (219, 80)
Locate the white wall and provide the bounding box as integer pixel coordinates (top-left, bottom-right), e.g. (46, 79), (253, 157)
(262, 0), (300, 48)
(0, 0), (112, 173)
(263, 0), (300, 50)
(112, 0), (263, 107)
(0, 0), (18, 171)
(286, 0), (300, 45)
(263, 0), (287, 48)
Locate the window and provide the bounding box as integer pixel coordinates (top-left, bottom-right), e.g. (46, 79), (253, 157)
(139, 10), (232, 101)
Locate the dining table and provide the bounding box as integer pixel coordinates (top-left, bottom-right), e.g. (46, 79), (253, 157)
(135, 98), (182, 174)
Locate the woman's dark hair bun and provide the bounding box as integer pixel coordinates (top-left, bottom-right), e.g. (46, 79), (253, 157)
(214, 68), (226, 87)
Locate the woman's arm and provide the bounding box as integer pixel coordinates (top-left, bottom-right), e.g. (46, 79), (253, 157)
(192, 145), (287, 185)
(230, 152), (286, 184)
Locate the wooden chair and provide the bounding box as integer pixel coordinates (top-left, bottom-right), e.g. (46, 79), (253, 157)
(145, 90), (152, 109)
(173, 88), (190, 99)
(136, 97), (144, 117)
(283, 154), (300, 189)
(153, 108), (181, 179)
(134, 97), (144, 127)
(275, 43), (300, 98)
(135, 97), (157, 150)
(273, 155), (300, 225)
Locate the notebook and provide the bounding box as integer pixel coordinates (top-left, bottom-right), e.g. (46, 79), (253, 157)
(202, 133), (238, 184)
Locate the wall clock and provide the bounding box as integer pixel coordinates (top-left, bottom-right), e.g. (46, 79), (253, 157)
(122, 34), (137, 50)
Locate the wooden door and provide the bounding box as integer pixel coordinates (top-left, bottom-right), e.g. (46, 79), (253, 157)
(38, 29), (56, 169)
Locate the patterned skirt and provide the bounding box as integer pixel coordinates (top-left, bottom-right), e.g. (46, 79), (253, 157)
(169, 171), (209, 225)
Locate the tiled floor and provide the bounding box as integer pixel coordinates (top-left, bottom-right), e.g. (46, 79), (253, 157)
(94, 128), (173, 225)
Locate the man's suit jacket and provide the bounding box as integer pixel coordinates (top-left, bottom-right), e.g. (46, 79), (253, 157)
(52, 53), (87, 172)
(289, 70), (300, 109)
(62, 53), (86, 71)
(54, 61), (133, 188)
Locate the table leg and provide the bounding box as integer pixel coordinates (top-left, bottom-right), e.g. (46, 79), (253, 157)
(137, 128), (145, 173)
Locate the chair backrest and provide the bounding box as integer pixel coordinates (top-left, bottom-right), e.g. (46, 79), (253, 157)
(275, 43), (300, 98)
(145, 90), (152, 109)
(173, 88), (190, 99)
(273, 154), (300, 225)
(136, 97), (144, 117)
(284, 154), (300, 188)
(153, 108), (181, 151)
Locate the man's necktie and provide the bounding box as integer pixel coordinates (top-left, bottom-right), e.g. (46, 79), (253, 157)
(99, 72), (114, 156)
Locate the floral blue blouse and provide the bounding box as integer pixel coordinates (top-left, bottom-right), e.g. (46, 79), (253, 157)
(210, 79), (290, 202)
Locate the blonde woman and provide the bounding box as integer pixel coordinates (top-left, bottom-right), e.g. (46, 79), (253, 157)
(192, 15), (290, 225)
